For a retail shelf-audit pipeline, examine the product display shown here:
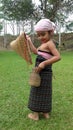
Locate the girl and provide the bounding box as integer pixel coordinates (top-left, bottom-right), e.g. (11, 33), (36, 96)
(27, 19), (61, 120)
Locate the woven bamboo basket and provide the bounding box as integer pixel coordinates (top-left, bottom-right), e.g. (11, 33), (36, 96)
(29, 68), (41, 87)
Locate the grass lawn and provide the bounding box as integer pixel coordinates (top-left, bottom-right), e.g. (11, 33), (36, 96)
(0, 51), (73, 130)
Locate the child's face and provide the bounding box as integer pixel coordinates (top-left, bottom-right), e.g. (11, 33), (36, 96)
(36, 31), (51, 43)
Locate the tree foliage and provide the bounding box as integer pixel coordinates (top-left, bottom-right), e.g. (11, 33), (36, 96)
(1, 0), (73, 23)
(0, 0), (73, 33)
(1, 0), (34, 21)
(38, 0), (73, 22)
(66, 22), (73, 31)
(0, 24), (3, 32)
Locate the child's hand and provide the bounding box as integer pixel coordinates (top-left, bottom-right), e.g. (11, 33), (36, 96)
(35, 62), (46, 73)
(26, 35), (31, 42)
(26, 35), (37, 54)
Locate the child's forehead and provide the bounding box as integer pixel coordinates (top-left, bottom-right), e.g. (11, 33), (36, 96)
(36, 31), (47, 34)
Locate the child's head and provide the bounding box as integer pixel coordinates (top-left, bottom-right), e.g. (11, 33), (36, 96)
(34, 19), (55, 43)
(34, 18), (55, 32)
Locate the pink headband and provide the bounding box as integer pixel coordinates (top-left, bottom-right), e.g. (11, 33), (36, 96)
(34, 19), (55, 32)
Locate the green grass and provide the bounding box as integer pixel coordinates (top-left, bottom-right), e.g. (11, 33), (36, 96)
(0, 51), (73, 130)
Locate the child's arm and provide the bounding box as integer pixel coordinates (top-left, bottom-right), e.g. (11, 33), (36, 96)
(26, 35), (37, 54)
(35, 41), (61, 73)
(44, 41), (61, 65)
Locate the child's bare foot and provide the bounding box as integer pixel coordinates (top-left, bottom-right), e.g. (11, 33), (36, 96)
(43, 113), (50, 119)
(28, 112), (39, 121)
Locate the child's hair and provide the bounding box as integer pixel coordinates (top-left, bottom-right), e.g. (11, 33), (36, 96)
(48, 30), (54, 38)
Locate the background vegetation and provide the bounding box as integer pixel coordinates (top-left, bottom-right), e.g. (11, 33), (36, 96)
(0, 0), (73, 49)
(0, 51), (73, 130)
(0, 0), (73, 35)
(0, 1), (73, 129)
(0, 32), (73, 50)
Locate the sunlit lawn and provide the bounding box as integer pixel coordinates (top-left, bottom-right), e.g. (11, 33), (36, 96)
(0, 51), (73, 130)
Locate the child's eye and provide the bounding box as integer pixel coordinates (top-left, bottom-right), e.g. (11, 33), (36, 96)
(41, 33), (45, 36)
(37, 32), (45, 37)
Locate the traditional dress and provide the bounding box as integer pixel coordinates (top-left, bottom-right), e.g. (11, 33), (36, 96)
(28, 50), (53, 112)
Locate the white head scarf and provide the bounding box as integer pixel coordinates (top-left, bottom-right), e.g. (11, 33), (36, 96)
(34, 18), (55, 32)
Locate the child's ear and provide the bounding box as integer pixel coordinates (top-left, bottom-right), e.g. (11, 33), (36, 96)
(50, 30), (54, 35)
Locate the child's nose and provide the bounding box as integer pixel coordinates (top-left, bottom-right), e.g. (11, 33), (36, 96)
(39, 35), (43, 39)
